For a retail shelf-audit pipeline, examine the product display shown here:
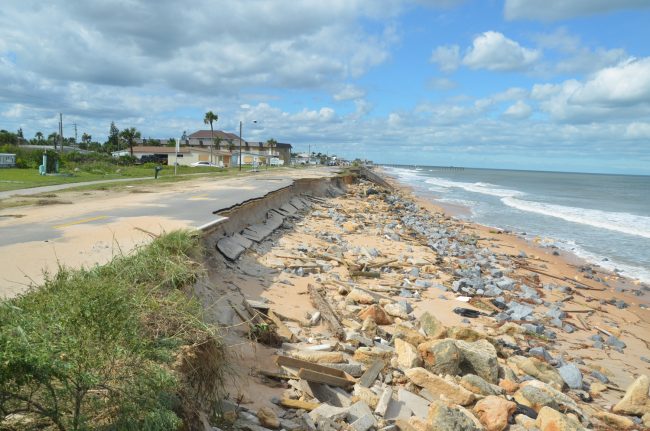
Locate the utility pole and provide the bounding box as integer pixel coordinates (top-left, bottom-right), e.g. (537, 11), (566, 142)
(239, 120), (242, 171)
(72, 122), (77, 146)
(308, 144), (311, 165)
(58, 113), (63, 154)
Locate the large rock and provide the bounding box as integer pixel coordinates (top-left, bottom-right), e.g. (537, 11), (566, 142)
(393, 324), (427, 346)
(358, 304), (393, 325)
(613, 374), (650, 416)
(514, 380), (583, 419)
(405, 367), (475, 406)
(456, 339), (499, 384)
(558, 364), (583, 389)
(348, 288), (376, 304)
(418, 339), (462, 376)
(447, 326), (483, 342)
(419, 312), (447, 339)
(461, 374), (505, 396)
(257, 407), (280, 429)
(395, 338), (422, 369)
(473, 395), (516, 431)
(535, 406), (584, 431)
(384, 302), (410, 320)
(508, 356), (565, 389)
(593, 411), (636, 428)
(353, 346), (393, 365)
(427, 400), (482, 431)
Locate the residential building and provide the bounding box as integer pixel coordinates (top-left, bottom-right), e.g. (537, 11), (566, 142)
(186, 130), (292, 165)
(111, 146), (232, 167)
(185, 130), (241, 150)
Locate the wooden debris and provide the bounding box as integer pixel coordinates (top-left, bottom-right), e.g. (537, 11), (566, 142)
(307, 284), (345, 340)
(268, 310), (296, 342)
(297, 369), (354, 388)
(350, 271), (381, 278)
(280, 398), (320, 411)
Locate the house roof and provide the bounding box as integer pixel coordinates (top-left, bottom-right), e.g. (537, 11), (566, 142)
(188, 130), (240, 141)
(127, 146), (191, 154)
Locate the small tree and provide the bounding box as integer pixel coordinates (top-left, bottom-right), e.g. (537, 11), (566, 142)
(106, 122), (120, 152)
(119, 127), (141, 157)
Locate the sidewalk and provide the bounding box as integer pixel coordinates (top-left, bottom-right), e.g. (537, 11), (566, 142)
(0, 177), (152, 200)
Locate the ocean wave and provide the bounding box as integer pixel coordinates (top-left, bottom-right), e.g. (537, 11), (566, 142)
(502, 197), (650, 239)
(424, 177), (524, 198)
(558, 240), (650, 285)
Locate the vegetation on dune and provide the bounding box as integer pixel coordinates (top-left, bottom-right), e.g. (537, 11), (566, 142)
(0, 230), (226, 430)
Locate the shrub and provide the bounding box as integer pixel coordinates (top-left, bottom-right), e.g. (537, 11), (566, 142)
(0, 230), (225, 430)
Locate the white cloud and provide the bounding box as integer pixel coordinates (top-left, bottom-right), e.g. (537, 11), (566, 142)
(625, 122), (650, 138)
(334, 85), (366, 101)
(531, 58), (650, 122)
(430, 45), (461, 72)
(462, 31), (541, 72)
(533, 28), (630, 75)
(503, 100), (532, 119)
(0, 0), (395, 95)
(570, 58), (650, 106)
(505, 0), (650, 21)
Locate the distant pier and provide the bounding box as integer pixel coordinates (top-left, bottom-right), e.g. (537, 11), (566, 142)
(381, 164), (465, 172)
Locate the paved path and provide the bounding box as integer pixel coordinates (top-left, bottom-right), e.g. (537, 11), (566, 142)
(0, 167), (338, 298)
(0, 170), (242, 199)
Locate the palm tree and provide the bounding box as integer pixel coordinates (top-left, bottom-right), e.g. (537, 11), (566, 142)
(119, 127), (141, 157)
(266, 138), (278, 168)
(203, 111), (218, 165)
(35, 131), (43, 142)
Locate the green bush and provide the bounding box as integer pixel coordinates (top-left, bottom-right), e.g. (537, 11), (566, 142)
(0, 230), (223, 430)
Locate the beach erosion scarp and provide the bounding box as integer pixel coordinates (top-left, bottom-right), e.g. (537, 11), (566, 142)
(197, 167), (650, 431)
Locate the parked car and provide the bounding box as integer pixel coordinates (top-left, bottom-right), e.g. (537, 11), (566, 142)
(190, 161), (219, 167)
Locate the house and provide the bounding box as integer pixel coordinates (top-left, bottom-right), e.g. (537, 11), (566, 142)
(111, 146), (232, 167)
(186, 130), (293, 165)
(0, 153), (16, 168)
(186, 130), (241, 150)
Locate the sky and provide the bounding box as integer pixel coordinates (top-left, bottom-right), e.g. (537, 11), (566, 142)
(1, 0), (650, 174)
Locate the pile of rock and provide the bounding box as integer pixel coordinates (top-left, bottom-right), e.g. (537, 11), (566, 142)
(218, 181), (649, 431)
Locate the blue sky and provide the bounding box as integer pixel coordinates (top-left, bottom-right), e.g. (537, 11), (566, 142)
(1, 0), (650, 174)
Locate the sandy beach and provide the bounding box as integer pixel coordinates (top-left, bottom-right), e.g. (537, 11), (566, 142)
(208, 170), (650, 430)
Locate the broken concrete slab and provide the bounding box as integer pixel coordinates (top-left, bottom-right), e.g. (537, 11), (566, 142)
(397, 388), (429, 418)
(217, 236), (248, 260)
(384, 399), (412, 421)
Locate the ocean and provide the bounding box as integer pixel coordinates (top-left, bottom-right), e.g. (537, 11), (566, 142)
(383, 165), (650, 285)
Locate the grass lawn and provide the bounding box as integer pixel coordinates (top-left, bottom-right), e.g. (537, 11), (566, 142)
(0, 164), (291, 192)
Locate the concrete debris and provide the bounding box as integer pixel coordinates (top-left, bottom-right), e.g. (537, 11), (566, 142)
(212, 179), (645, 431)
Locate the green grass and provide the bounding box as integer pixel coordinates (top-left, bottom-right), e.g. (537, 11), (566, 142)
(0, 230), (226, 430)
(0, 164), (299, 193)
(0, 165), (222, 192)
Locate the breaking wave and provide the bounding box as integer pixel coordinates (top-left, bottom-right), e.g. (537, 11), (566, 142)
(501, 197), (650, 239)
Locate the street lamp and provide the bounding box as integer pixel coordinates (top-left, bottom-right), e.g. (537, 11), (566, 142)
(238, 120), (257, 171)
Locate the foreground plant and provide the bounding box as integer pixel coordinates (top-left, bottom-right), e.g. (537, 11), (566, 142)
(0, 230), (225, 430)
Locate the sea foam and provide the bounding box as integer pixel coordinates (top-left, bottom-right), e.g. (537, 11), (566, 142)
(501, 197), (650, 239)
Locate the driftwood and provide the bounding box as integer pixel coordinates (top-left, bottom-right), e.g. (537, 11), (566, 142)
(519, 265), (606, 291)
(280, 398), (320, 411)
(307, 284), (345, 340)
(350, 271), (381, 278)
